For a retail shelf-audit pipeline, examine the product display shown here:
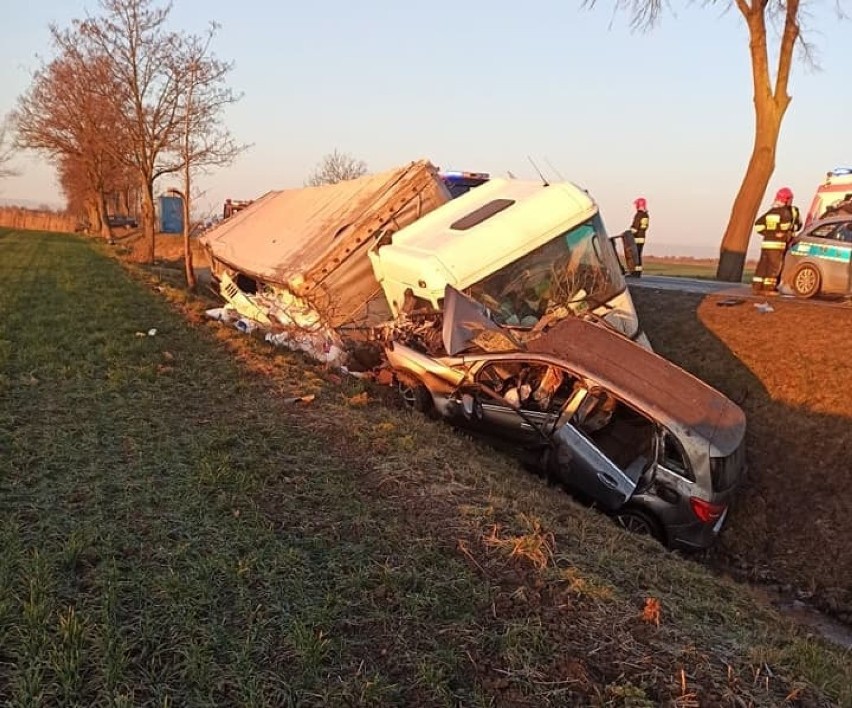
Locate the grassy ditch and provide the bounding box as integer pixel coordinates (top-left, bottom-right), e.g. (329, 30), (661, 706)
(632, 287), (852, 628)
(1, 228), (850, 706)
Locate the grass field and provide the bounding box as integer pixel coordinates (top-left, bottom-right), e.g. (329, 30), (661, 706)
(1, 228), (850, 706)
(641, 257), (756, 282)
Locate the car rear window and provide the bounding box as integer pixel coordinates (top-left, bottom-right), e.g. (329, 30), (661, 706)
(710, 443), (745, 492)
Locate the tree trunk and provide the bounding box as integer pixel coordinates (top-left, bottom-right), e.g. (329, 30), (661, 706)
(141, 180), (156, 263)
(97, 191), (112, 241)
(183, 187), (196, 290)
(716, 103), (783, 282)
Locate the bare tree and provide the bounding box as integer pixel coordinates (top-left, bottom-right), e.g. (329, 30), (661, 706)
(0, 117), (18, 180)
(306, 149), (367, 186)
(584, 1), (846, 281)
(13, 50), (125, 238)
(171, 25), (246, 289)
(68, 0), (189, 262)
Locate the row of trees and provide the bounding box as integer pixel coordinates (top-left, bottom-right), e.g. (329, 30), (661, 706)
(12, 0), (243, 285)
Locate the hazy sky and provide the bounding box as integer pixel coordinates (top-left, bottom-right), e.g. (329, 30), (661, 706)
(2, 1), (850, 257)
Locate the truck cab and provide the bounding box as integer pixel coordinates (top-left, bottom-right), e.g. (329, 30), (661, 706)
(368, 178), (649, 347)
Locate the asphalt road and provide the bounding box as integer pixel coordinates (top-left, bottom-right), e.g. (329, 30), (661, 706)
(627, 275), (852, 310)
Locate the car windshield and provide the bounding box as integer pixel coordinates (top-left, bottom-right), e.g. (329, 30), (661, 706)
(466, 215), (624, 327)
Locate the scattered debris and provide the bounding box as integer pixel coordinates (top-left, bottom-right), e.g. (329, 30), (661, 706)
(754, 302), (775, 313)
(234, 318), (259, 334)
(205, 307), (236, 322)
(346, 392), (370, 407)
(716, 298), (745, 307)
(282, 394), (316, 405)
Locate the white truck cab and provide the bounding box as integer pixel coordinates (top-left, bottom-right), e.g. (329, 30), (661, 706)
(368, 178), (648, 346)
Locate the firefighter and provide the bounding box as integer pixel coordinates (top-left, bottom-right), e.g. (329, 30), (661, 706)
(630, 197), (649, 277)
(752, 187), (802, 295)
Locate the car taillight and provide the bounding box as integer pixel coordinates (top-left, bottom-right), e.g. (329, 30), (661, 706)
(689, 497), (726, 524)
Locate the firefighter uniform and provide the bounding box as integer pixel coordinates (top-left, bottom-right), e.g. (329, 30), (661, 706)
(753, 201), (801, 294)
(630, 201), (649, 278)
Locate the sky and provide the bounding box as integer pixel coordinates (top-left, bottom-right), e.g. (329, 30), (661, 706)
(2, 1), (850, 258)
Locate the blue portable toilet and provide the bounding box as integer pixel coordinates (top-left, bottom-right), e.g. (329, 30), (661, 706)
(158, 193), (184, 234)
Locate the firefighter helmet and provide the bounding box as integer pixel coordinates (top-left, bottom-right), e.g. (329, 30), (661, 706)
(634, 197), (647, 210)
(775, 187), (794, 205)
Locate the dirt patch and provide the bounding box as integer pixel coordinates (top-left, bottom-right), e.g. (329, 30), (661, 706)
(111, 229), (210, 268)
(632, 288), (852, 625)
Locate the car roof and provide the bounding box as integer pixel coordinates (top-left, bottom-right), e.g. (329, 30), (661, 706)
(803, 214), (852, 233)
(521, 318), (745, 455)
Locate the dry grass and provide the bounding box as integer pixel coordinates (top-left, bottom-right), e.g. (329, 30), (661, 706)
(484, 516), (555, 571)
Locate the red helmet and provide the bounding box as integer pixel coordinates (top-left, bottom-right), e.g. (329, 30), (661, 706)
(634, 197), (647, 210)
(775, 187), (793, 205)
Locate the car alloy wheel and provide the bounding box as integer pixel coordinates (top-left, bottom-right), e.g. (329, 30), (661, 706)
(792, 264), (820, 298)
(397, 379), (433, 414)
(614, 508), (662, 542)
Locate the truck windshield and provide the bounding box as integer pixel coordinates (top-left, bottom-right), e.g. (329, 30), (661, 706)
(467, 215), (624, 327)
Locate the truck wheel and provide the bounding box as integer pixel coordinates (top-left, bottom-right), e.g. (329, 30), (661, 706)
(792, 264), (821, 298)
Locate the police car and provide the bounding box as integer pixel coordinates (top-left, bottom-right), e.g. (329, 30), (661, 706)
(780, 214), (852, 298)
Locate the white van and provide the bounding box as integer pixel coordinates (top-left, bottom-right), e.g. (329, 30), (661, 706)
(805, 168), (852, 226)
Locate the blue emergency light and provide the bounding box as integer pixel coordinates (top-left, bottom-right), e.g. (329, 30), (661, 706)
(440, 170), (491, 198)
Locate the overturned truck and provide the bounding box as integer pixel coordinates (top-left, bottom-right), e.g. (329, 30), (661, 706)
(200, 159), (647, 368)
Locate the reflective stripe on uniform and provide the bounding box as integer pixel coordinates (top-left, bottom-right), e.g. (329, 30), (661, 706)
(635, 238), (645, 244)
(761, 241), (787, 250)
(634, 265), (643, 271)
(752, 276), (763, 284)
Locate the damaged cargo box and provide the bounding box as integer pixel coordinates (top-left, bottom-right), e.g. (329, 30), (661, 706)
(200, 160), (451, 363)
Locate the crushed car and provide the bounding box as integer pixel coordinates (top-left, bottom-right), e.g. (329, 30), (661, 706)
(385, 287), (747, 551)
(780, 214), (852, 298)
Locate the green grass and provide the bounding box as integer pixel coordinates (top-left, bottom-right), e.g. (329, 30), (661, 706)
(1, 228), (850, 706)
(642, 258), (755, 282)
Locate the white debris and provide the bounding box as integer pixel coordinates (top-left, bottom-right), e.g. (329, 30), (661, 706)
(754, 302), (774, 313)
(205, 307), (236, 322)
(234, 318), (259, 334)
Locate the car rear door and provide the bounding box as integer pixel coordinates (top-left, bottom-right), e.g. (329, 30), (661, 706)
(551, 422), (637, 510)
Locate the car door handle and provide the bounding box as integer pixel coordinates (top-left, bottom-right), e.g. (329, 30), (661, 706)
(597, 472), (619, 489)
